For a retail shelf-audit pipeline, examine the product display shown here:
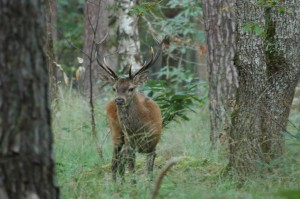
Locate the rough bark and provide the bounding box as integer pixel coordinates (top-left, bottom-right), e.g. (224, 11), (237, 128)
(202, 0), (238, 146)
(82, 0), (109, 99)
(46, 0), (57, 42)
(46, 0), (58, 106)
(0, 1), (59, 198)
(229, 0), (300, 179)
(117, 0), (142, 73)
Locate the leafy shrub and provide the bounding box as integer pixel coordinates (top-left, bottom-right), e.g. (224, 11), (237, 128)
(142, 66), (207, 127)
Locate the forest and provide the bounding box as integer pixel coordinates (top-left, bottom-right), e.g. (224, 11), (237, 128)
(0, 0), (300, 198)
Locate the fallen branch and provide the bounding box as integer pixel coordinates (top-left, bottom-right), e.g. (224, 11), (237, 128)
(151, 157), (181, 199)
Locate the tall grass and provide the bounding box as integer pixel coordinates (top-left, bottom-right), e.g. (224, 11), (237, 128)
(53, 88), (300, 199)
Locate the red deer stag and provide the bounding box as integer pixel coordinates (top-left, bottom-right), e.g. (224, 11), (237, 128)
(97, 40), (164, 181)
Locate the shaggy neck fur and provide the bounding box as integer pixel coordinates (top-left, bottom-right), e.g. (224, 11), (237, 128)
(116, 94), (142, 134)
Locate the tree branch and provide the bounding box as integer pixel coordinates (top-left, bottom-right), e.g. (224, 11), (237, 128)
(151, 157), (181, 199)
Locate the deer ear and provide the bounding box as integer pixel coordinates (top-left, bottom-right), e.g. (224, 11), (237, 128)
(133, 70), (149, 85)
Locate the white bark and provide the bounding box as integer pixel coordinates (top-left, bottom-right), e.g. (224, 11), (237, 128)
(117, 0), (142, 73)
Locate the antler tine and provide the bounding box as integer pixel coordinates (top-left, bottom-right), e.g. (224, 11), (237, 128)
(102, 58), (118, 79)
(103, 57), (110, 68)
(141, 47), (154, 68)
(94, 33), (118, 80)
(129, 64), (133, 79)
(97, 57), (118, 80)
(131, 39), (165, 79)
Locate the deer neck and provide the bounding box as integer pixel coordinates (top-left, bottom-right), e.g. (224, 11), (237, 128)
(116, 94), (140, 132)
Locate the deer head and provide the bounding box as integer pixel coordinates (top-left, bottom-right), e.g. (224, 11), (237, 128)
(97, 40), (164, 107)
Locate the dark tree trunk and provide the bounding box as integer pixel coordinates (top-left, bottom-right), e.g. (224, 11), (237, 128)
(229, 0), (300, 179)
(202, 0), (238, 146)
(81, 0), (109, 99)
(48, 0), (57, 42)
(0, 1), (59, 198)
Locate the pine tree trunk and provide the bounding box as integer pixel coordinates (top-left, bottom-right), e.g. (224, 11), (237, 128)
(229, 0), (300, 179)
(202, 0), (238, 146)
(117, 0), (142, 72)
(0, 1), (59, 198)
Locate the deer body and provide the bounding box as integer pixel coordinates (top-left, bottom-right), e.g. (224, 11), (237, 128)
(107, 91), (162, 153)
(98, 40), (165, 181)
(106, 79), (162, 181)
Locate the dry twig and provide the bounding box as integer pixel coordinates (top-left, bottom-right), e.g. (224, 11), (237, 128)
(151, 157), (181, 199)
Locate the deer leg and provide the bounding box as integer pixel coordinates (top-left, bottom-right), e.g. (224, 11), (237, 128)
(127, 146), (136, 183)
(117, 147), (127, 183)
(127, 147), (136, 172)
(112, 143), (123, 181)
(146, 151), (156, 180)
(124, 136), (136, 183)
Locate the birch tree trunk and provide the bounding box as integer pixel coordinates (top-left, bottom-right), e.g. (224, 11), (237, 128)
(82, 0), (109, 98)
(117, 0), (142, 72)
(202, 0), (238, 147)
(229, 0), (300, 180)
(0, 1), (59, 198)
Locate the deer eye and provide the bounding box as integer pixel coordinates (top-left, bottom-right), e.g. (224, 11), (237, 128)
(112, 88), (116, 92)
(128, 88), (135, 92)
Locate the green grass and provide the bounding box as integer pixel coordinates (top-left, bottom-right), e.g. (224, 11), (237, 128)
(53, 89), (300, 199)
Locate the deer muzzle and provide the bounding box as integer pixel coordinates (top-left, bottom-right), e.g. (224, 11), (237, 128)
(115, 98), (125, 105)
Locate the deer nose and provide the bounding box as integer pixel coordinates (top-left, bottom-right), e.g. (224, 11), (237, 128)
(115, 98), (125, 105)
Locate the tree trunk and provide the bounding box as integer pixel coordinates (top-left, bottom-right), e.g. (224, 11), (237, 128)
(229, 0), (300, 180)
(202, 0), (238, 147)
(46, 0), (58, 106)
(117, 0), (142, 72)
(0, 1), (59, 198)
(82, 0), (109, 99)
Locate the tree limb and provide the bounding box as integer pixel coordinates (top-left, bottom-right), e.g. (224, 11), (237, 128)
(151, 157), (181, 199)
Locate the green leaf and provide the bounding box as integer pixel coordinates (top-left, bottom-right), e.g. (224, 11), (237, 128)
(253, 24), (265, 36)
(277, 6), (286, 14)
(242, 22), (253, 32)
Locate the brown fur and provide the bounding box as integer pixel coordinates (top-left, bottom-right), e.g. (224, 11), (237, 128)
(99, 40), (165, 181)
(106, 82), (162, 181)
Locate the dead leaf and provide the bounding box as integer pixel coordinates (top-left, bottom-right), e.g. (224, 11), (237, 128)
(63, 72), (69, 85)
(77, 57), (83, 64)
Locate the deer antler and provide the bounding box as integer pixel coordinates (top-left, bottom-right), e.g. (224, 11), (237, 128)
(130, 38), (166, 79)
(97, 57), (118, 80)
(95, 34), (118, 80)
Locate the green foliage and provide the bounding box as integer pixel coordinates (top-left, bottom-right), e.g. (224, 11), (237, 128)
(257, 0), (287, 13)
(129, 1), (163, 16)
(161, 0), (204, 41)
(242, 0), (287, 37)
(136, 0), (204, 70)
(142, 66), (208, 127)
(278, 190), (300, 199)
(56, 0), (84, 73)
(242, 22), (265, 36)
(167, 0), (202, 17)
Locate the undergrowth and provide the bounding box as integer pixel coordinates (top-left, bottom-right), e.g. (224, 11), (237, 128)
(53, 88), (300, 199)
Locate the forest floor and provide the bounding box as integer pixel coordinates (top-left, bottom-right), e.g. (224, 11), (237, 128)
(53, 89), (300, 199)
